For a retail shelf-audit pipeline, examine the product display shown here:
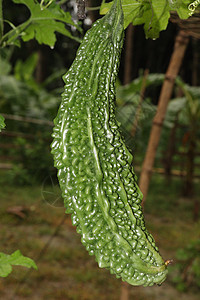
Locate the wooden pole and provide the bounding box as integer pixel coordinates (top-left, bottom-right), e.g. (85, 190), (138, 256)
(120, 282), (129, 300)
(139, 30), (189, 205)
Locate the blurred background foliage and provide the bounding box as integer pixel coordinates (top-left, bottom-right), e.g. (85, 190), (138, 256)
(0, 0), (200, 299)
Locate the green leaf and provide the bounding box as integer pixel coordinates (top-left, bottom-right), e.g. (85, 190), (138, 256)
(143, 0), (170, 39)
(0, 250), (37, 277)
(172, 0), (192, 19)
(0, 115), (6, 132)
(10, 0), (81, 47)
(100, 0), (191, 39)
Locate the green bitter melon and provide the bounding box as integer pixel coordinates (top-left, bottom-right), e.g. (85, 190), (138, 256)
(51, 0), (168, 286)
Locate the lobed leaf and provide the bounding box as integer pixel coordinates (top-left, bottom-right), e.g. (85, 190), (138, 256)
(100, 0), (191, 39)
(11, 0), (82, 46)
(0, 250), (37, 277)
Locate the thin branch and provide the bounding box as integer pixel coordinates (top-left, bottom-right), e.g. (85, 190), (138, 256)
(0, 20), (30, 47)
(1, 114), (53, 126)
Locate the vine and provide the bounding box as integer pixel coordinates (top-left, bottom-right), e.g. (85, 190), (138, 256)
(188, 0), (200, 15)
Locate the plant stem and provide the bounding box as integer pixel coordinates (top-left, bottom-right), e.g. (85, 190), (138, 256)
(0, 20), (30, 47)
(86, 6), (101, 10)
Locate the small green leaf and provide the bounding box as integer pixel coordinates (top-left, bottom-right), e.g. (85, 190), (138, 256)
(145, 0), (170, 39)
(0, 250), (37, 277)
(0, 115), (6, 132)
(175, 0), (192, 18)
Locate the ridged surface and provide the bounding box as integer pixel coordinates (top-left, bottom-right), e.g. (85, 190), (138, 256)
(51, 0), (168, 286)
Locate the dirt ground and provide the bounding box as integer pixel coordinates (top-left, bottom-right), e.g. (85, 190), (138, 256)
(0, 178), (200, 300)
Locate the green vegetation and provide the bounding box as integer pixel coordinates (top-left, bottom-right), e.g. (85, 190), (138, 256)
(1, 0), (200, 297)
(171, 240), (200, 292)
(101, 0), (192, 38)
(0, 0), (82, 48)
(0, 51), (59, 184)
(0, 250), (37, 277)
(0, 115), (5, 131)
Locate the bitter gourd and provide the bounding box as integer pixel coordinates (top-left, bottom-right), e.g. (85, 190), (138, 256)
(51, 0), (168, 286)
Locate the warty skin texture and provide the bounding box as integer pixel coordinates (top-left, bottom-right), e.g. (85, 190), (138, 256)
(51, 0), (168, 286)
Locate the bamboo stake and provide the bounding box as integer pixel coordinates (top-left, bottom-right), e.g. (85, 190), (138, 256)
(120, 282), (129, 300)
(139, 30), (189, 205)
